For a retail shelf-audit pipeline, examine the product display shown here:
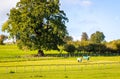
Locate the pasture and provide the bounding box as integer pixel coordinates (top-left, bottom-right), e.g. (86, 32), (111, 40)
(0, 45), (120, 79)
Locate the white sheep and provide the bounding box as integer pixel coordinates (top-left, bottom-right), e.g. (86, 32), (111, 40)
(77, 58), (82, 62)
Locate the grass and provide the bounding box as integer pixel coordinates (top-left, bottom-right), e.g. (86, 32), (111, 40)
(0, 64), (120, 79)
(0, 56), (120, 79)
(0, 45), (67, 62)
(0, 45), (36, 57)
(0, 45), (120, 79)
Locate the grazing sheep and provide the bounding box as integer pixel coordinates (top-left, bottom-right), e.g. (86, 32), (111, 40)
(77, 58), (82, 62)
(82, 56), (90, 61)
(77, 56), (90, 62)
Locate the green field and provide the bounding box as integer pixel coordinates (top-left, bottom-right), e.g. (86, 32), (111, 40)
(0, 45), (120, 79)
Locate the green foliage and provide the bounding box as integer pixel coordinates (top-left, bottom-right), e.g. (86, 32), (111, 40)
(63, 35), (73, 43)
(64, 44), (76, 56)
(90, 31), (105, 43)
(86, 44), (106, 54)
(2, 0), (68, 51)
(69, 39), (120, 56)
(106, 39), (120, 53)
(2, 20), (9, 32)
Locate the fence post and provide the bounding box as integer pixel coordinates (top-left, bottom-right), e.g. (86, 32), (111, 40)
(32, 66), (34, 72)
(49, 65), (51, 71)
(15, 66), (17, 73)
(40, 66), (42, 72)
(64, 65), (66, 71)
(24, 66), (26, 72)
(6, 67), (8, 73)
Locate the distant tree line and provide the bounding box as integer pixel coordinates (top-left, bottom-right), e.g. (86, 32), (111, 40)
(64, 31), (120, 56)
(1, 31), (120, 56)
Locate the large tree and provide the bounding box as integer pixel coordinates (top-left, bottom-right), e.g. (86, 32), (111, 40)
(90, 31), (105, 43)
(2, 0), (68, 56)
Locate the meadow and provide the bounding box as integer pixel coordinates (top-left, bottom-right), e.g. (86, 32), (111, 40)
(0, 45), (120, 79)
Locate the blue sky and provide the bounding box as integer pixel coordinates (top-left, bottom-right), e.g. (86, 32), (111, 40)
(0, 0), (120, 41)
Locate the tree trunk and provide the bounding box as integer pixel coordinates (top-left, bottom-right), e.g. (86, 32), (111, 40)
(38, 49), (44, 57)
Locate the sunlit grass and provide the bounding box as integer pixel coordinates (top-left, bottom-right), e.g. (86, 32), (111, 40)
(0, 45), (36, 57)
(0, 64), (120, 79)
(0, 45), (120, 79)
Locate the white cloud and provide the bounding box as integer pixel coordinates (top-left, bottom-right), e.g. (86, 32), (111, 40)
(79, 20), (97, 24)
(60, 0), (80, 5)
(80, 0), (93, 7)
(0, 0), (19, 12)
(60, 0), (93, 7)
(0, 0), (20, 28)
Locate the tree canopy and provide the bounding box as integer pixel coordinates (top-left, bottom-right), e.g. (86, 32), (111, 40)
(2, 0), (68, 51)
(90, 31), (105, 43)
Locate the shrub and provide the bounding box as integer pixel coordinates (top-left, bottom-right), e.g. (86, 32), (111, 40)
(64, 44), (76, 56)
(9, 70), (15, 74)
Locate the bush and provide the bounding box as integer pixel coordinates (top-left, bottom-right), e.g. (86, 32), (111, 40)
(9, 70), (15, 74)
(64, 44), (76, 56)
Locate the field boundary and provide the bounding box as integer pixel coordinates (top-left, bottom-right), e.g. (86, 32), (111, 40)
(0, 62), (120, 67)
